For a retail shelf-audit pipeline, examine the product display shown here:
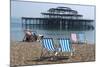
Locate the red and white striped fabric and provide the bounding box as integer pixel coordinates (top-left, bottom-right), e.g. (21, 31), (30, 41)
(71, 33), (77, 42)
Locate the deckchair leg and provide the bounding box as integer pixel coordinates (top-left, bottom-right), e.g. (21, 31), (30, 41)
(71, 52), (73, 56)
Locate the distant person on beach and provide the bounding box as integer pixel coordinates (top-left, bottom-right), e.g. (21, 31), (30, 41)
(23, 30), (37, 42)
(33, 33), (37, 41)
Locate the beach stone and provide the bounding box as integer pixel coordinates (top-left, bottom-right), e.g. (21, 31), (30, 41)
(10, 42), (95, 66)
(10, 41), (42, 66)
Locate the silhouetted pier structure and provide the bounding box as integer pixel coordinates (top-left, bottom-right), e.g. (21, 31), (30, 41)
(21, 7), (94, 30)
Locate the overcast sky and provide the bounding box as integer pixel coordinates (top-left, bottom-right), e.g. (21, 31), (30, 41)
(11, 1), (95, 19)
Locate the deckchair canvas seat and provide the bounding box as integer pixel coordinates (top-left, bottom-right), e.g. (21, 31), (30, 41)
(41, 38), (56, 57)
(59, 38), (73, 57)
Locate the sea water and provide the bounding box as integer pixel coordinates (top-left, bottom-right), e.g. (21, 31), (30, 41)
(10, 17), (95, 44)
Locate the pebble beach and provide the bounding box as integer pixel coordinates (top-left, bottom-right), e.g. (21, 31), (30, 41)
(10, 41), (95, 67)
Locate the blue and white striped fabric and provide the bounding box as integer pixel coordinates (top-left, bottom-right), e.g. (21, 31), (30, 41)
(78, 33), (85, 43)
(59, 39), (71, 52)
(42, 38), (55, 51)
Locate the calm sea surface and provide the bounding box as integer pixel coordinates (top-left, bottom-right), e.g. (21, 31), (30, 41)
(11, 18), (95, 44)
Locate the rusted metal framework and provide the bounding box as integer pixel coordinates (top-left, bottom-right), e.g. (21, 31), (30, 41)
(21, 7), (94, 30)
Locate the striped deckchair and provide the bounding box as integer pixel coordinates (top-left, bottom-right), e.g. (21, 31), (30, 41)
(59, 38), (73, 56)
(41, 38), (55, 57)
(77, 33), (86, 44)
(42, 38), (55, 51)
(71, 33), (78, 43)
